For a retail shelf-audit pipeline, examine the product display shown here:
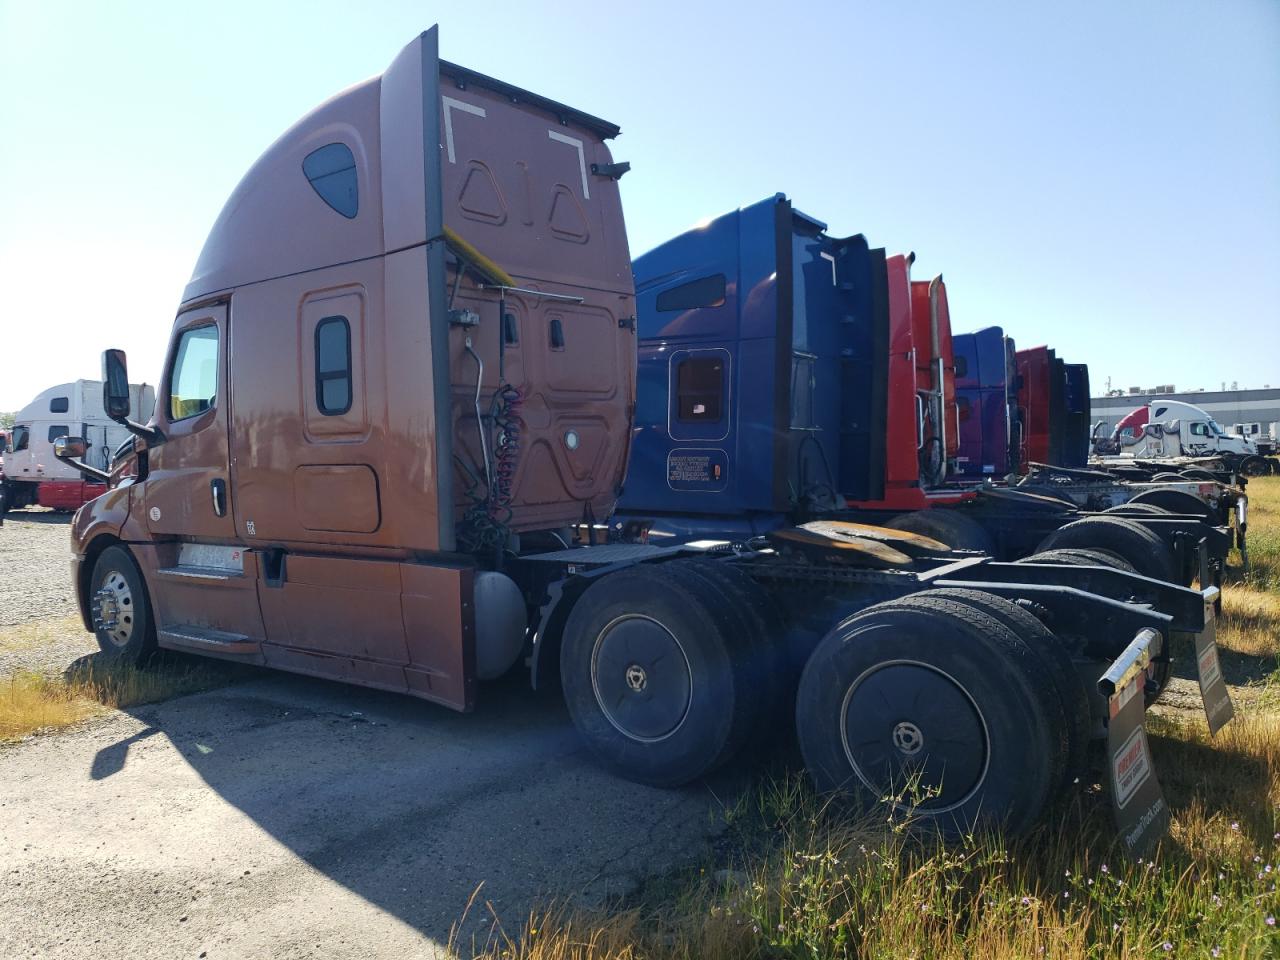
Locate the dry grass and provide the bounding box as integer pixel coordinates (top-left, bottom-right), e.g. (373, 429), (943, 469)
(1219, 587), (1280, 659)
(453, 479), (1280, 960)
(1, 654), (242, 743)
(0, 672), (104, 741)
(1236, 476), (1280, 592)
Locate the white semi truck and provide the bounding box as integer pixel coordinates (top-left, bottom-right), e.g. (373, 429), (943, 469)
(1094, 398), (1270, 477)
(1, 380), (154, 512)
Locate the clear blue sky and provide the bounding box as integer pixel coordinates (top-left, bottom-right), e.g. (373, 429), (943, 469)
(1, 0), (1276, 410)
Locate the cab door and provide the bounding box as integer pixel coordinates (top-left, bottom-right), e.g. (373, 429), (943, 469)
(145, 304), (236, 541)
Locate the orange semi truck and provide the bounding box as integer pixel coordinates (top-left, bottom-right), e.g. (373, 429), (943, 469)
(56, 29), (1229, 849)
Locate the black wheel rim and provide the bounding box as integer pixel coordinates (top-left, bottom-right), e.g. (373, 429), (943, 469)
(841, 660), (988, 811)
(591, 615), (692, 742)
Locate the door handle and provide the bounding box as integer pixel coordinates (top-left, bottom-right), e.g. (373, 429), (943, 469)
(210, 478), (227, 517)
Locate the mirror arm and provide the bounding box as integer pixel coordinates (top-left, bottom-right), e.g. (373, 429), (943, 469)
(64, 459), (111, 484)
(111, 416), (164, 445)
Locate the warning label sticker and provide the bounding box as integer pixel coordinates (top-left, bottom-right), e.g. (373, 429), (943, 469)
(666, 448), (729, 492)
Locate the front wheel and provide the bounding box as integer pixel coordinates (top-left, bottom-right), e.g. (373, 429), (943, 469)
(89, 545), (157, 664)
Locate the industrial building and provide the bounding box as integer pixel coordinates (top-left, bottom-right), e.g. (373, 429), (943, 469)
(1092, 386), (1280, 438)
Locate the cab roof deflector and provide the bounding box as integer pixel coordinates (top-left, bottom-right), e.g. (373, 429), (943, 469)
(440, 60), (622, 140)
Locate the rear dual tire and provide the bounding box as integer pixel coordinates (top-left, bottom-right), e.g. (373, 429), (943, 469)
(795, 592), (1066, 837)
(884, 509), (996, 555)
(559, 560), (775, 786)
(1239, 456), (1269, 478)
(1127, 488), (1217, 523)
(1036, 516), (1177, 583)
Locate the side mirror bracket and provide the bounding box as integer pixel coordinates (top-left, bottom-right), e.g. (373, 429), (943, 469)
(52, 436), (111, 484)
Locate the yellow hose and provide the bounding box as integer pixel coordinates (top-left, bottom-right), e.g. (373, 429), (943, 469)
(443, 226), (515, 288)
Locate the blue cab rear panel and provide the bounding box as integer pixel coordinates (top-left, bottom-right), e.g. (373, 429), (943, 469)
(618, 195), (887, 535)
(953, 326), (1014, 478)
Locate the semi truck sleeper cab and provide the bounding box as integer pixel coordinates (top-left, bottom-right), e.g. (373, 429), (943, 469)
(61, 32), (1231, 851)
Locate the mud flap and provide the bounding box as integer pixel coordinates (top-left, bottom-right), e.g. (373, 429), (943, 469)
(1235, 497), (1248, 570)
(1099, 628), (1170, 859)
(1194, 586), (1234, 736)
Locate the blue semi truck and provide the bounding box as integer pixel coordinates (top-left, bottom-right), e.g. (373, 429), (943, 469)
(616, 194), (1235, 589)
(952, 326), (1018, 480)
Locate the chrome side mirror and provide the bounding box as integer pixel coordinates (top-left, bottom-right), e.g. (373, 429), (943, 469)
(54, 436), (89, 460)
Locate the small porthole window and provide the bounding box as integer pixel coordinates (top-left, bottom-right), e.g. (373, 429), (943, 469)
(315, 316), (352, 416)
(49, 396), (69, 413)
(303, 143), (358, 219)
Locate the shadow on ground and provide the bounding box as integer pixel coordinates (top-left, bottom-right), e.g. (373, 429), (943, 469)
(1, 664), (744, 958)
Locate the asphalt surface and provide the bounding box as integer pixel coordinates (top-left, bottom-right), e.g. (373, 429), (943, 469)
(0, 509), (79, 626)
(0, 669), (732, 959)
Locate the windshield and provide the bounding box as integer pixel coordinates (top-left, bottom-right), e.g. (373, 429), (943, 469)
(1208, 419), (1227, 436)
(12, 425), (29, 451)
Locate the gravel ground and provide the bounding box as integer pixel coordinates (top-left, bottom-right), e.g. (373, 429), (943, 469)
(0, 509), (97, 678)
(0, 509), (79, 627)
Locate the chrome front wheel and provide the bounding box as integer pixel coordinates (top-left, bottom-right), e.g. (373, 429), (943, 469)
(89, 545), (156, 663)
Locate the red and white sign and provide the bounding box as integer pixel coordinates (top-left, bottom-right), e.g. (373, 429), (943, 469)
(1112, 726), (1152, 810)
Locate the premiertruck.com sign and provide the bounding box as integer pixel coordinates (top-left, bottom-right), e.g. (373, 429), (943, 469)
(1108, 668), (1169, 860)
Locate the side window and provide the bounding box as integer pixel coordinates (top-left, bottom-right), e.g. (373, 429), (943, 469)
(656, 274), (726, 312)
(1190, 422), (1209, 437)
(953, 355), (968, 379)
(12, 426), (29, 451)
(303, 143), (358, 219)
(47, 425), (70, 443)
(49, 396), (69, 413)
(169, 325), (219, 421)
(676, 356), (723, 422)
(315, 316), (352, 416)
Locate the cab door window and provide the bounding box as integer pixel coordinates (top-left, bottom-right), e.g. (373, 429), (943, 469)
(169, 326), (219, 421)
(1189, 422), (1210, 438)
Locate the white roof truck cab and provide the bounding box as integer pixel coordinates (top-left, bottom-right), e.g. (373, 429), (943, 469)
(1116, 399), (1258, 460)
(5, 379), (154, 481)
